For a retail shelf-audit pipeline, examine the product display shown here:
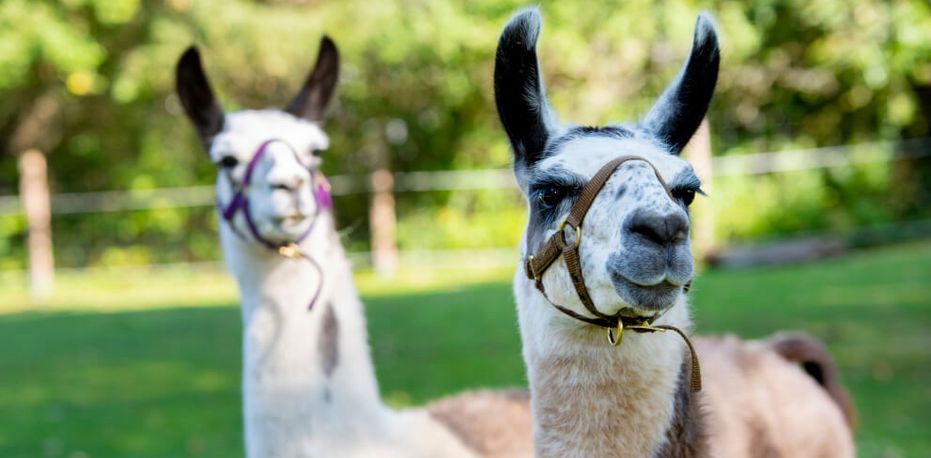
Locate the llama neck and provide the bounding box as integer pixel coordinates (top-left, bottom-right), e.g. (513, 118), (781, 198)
(514, 273), (703, 458)
(222, 216), (392, 456)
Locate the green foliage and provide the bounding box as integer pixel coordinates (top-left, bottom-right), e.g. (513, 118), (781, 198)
(1, 0), (930, 268)
(0, 244), (929, 456)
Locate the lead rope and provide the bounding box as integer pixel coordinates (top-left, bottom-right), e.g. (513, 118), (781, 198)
(278, 243), (326, 311)
(534, 279), (702, 393)
(525, 155), (702, 392)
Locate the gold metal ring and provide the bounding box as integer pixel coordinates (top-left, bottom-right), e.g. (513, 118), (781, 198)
(558, 219), (582, 249)
(278, 243), (303, 259)
(607, 321), (624, 346)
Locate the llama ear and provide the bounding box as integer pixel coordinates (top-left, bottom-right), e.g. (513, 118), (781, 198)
(641, 14), (720, 154)
(176, 46), (225, 146)
(495, 8), (554, 172)
(286, 36), (340, 122)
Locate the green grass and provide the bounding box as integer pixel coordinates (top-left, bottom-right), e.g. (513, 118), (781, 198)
(1, 243), (930, 457)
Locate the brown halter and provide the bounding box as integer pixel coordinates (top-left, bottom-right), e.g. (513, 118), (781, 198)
(523, 155), (701, 392)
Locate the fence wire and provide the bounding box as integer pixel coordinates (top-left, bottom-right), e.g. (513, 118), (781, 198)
(1, 138), (929, 216)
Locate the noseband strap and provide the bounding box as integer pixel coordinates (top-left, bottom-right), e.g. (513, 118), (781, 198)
(216, 138), (333, 311)
(523, 155), (700, 392)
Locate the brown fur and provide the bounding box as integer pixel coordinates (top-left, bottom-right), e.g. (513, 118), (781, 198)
(745, 417), (780, 458)
(427, 390), (533, 458)
(318, 302), (339, 377)
(698, 335), (855, 458)
(763, 332), (856, 428)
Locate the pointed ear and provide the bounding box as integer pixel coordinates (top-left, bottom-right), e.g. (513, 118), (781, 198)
(176, 46), (225, 146)
(286, 36), (340, 122)
(494, 8), (554, 172)
(641, 14), (720, 154)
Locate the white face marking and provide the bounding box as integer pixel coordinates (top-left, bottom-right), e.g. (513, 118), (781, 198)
(211, 110), (331, 244)
(526, 133), (696, 317)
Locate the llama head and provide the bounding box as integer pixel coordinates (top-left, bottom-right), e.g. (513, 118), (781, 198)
(496, 9), (719, 318)
(175, 37), (340, 247)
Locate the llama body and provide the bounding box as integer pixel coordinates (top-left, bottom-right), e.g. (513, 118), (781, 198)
(177, 39), (531, 458)
(698, 335), (854, 457)
(495, 8), (853, 457)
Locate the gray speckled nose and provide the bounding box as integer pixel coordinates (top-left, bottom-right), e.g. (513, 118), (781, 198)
(624, 207), (689, 248)
(607, 205), (694, 309)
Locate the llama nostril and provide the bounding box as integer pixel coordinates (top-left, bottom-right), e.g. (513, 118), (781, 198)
(270, 177), (303, 192)
(625, 209), (688, 247)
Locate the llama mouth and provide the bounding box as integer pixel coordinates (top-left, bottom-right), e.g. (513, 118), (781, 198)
(274, 213), (310, 227)
(609, 271), (682, 311)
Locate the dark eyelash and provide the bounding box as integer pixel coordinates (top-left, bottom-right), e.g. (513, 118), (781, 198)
(216, 156), (239, 168)
(529, 177), (584, 196)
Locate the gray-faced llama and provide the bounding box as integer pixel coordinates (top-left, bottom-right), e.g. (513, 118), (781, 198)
(494, 8), (855, 457)
(176, 38), (532, 458)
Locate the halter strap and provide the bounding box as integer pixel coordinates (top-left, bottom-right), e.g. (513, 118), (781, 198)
(216, 138), (333, 311)
(218, 139), (332, 250)
(523, 155), (701, 392)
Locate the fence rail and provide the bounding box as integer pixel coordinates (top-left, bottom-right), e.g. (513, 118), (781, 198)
(3, 137), (931, 294)
(2, 138), (928, 216)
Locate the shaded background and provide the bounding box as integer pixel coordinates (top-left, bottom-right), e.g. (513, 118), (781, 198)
(0, 0), (929, 457)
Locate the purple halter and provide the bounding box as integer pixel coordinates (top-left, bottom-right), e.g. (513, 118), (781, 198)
(217, 138), (333, 310)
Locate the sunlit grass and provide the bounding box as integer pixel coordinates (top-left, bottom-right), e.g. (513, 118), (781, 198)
(0, 254), (519, 314)
(0, 242), (929, 457)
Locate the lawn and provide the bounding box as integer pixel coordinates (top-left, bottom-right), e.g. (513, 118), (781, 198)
(1, 242), (929, 457)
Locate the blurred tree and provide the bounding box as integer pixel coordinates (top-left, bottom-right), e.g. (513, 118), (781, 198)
(0, 0), (929, 268)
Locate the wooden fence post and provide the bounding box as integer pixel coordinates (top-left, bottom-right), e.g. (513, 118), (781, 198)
(684, 120), (716, 263)
(18, 149), (55, 297)
(369, 168), (398, 276)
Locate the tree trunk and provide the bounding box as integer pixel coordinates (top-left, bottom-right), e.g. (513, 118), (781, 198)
(369, 168), (398, 276)
(684, 119), (715, 263)
(18, 149), (54, 297)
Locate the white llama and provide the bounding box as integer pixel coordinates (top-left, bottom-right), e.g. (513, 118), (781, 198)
(176, 38), (532, 458)
(494, 9), (854, 457)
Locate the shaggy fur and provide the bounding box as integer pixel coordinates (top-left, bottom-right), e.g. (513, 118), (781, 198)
(428, 390), (534, 458)
(764, 332), (857, 428)
(698, 336), (855, 458)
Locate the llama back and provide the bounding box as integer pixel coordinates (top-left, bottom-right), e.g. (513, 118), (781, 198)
(763, 331), (856, 428)
(697, 335), (855, 458)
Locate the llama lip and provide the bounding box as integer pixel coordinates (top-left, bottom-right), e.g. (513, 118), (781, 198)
(274, 213), (309, 226)
(609, 271), (681, 311)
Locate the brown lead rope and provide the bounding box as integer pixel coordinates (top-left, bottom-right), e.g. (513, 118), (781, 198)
(524, 155), (701, 392)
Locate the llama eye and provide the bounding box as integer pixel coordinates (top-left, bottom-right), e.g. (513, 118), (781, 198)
(536, 186), (565, 209)
(217, 156), (239, 168)
(673, 188), (697, 206)
(310, 148), (322, 157)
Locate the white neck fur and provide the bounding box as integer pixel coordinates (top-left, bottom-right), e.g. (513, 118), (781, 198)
(222, 214), (476, 458)
(514, 270), (691, 458)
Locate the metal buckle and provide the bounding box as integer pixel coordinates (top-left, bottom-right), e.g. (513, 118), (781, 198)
(607, 321), (624, 346)
(278, 243), (304, 259)
(558, 219), (582, 249)
(525, 255), (540, 281)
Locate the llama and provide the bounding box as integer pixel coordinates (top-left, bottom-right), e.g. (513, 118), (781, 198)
(494, 9), (854, 457)
(176, 38), (532, 458)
